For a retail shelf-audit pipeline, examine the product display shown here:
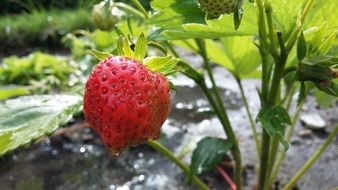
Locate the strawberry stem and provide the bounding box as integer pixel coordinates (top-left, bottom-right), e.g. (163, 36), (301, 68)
(147, 140), (210, 190)
(216, 166), (237, 190)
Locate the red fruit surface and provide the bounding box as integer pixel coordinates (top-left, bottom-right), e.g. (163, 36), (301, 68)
(83, 56), (171, 155)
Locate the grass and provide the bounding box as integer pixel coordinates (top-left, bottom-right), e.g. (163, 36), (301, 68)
(0, 8), (94, 51)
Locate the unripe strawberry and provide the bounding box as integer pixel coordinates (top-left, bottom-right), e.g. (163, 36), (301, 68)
(197, 0), (238, 17)
(83, 56), (171, 155)
(91, 1), (123, 31)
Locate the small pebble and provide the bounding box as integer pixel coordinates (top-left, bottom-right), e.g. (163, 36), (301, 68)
(298, 129), (312, 138)
(300, 113), (326, 130)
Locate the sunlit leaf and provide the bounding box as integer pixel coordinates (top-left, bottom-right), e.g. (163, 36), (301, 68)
(150, 0), (205, 30)
(0, 95), (82, 156)
(0, 85), (30, 100)
(150, 0), (257, 40)
(174, 36), (260, 77)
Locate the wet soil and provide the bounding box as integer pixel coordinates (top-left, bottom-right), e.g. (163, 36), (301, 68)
(0, 52), (337, 190)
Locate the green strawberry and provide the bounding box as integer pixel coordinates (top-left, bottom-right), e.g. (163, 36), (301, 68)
(197, 0), (238, 17)
(91, 1), (123, 31)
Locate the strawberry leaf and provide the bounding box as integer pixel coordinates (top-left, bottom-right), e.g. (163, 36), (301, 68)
(0, 95), (82, 156)
(256, 105), (291, 151)
(134, 33), (148, 60)
(0, 85), (30, 100)
(189, 137), (233, 181)
(91, 49), (113, 61)
(143, 56), (178, 75)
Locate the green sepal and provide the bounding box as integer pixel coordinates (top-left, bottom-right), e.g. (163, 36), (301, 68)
(169, 81), (177, 91)
(314, 81), (338, 97)
(134, 33), (148, 60)
(296, 64), (332, 82)
(122, 37), (135, 58)
(116, 34), (149, 61)
(297, 32), (307, 61)
(233, 0), (244, 30)
(143, 56), (179, 76)
(91, 49), (113, 61)
(117, 37), (124, 56)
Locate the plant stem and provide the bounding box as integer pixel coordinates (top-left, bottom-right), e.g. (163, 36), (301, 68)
(216, 166), (237, 190)
(283, 126), (338, 190)
(114, 2), (145, 19)
(195, 39), (242, 190)
(265, 2), (279, 59)
(147, 140), (210, 190)
(130, 0), (149, 19)
(199, 75), (243, 190)
(148, 41), (168, 55)
(235, 77), (261, 157)
(285, 0), (316, 51)
(164, 41), (180, 58)
(283, 86), (295, 111)
(256, 0), (269, 47)
(263, 133), (279, 190)
(270, 101), (304, 184)
(257, 130), (271, 190)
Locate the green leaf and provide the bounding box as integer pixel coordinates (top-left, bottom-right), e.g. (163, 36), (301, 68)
(150, 0), (206, 30)
(306, 24), (337, 56)
(303, 55), (338, 67)
(256, 105), (291, 151)
(297, 32), (307, 61)
(134, 33), (148, 60)
(149, 0), (257, 40)
(314, 81), (338, 97)
(0, 95), (82, 156)
(91, 49), (112, 61)
(315, 89), (337, 108)
(190, 137), (233, 180)
(175, 37), (260, 77)
(0, 85), (30, 100)
(143, 56), (178, 75)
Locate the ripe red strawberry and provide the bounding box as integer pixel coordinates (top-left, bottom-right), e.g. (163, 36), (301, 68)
(83, 56), (171, 155)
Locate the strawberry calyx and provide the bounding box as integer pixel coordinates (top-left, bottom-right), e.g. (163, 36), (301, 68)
(91, 33), (179, 77)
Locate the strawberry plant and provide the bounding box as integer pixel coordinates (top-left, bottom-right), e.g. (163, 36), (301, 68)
(0, 0), (337, 189)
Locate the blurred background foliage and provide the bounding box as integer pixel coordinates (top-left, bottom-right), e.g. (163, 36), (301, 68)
(0, 0), (150, 54)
